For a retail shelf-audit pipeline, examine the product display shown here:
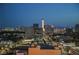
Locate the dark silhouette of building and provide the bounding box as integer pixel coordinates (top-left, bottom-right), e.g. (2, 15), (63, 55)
(33, 24), (39, 34)
(65, 27), (73, 36)
(75, 24), (79, 33)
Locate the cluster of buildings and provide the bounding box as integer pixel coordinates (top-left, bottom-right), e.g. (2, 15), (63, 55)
(0, 18), (79, 55)
(0, 18), (79, 43)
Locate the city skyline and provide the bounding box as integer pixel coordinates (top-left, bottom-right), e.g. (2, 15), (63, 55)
(0, 3), (79, 27)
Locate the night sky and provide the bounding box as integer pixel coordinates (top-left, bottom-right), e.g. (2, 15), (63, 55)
(0, 3), (79, 27)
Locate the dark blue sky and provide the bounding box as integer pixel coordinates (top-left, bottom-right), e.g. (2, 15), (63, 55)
(0, 3), (79, 27)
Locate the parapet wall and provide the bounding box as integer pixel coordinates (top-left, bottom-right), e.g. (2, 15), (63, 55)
(28, 48), (62, 55)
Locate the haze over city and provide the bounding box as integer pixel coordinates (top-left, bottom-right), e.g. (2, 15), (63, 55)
(0, 3), (79, 27)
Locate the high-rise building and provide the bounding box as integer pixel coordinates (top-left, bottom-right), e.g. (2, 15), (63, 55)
(33, 23), (39, 34)
(75, 24), (79, 33)
(53, 27), (66, 34)
(42, 17), (45, 32)
(45, 24), (54, 35)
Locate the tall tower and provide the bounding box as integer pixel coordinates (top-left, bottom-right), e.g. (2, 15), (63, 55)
(41, 17), (47, 43)
(42, 17), (45, 32)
